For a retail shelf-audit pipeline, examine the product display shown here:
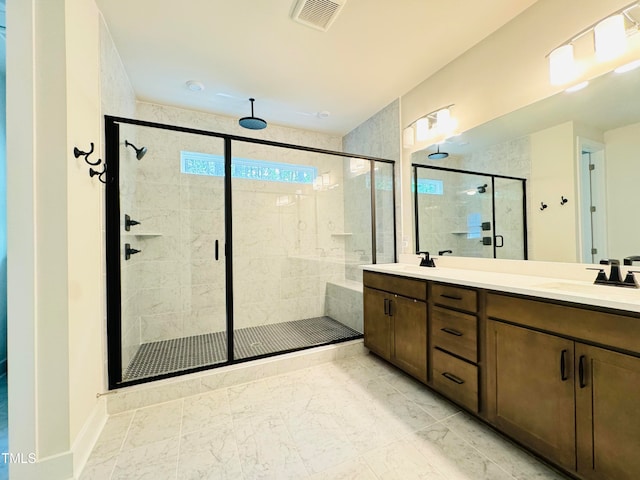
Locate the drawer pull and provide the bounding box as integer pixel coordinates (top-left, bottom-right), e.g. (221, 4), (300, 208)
(560, 349), (568, 381)
(383, 298), (389, 316)
(440, 294), (463, 301)
(442, 372), (465, 385)
(441, 327), (463, 337)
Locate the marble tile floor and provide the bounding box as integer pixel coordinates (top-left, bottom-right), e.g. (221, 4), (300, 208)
(81, 353), (570, 480)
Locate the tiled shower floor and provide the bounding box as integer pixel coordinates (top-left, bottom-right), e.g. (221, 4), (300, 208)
(123, 316), (361, 381)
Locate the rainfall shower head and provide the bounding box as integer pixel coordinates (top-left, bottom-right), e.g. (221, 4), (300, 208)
(239, 98), (267, 130)
(125, 140), (148, 160)
(428, 145), (448, 160)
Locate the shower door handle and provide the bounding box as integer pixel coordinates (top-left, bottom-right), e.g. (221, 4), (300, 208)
(215, 240), (219, 261)
(495, 235), (504, 248)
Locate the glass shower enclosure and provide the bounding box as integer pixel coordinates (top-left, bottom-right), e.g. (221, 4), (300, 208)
(105, 116), (396, 388)
(413, 164), (527, 260)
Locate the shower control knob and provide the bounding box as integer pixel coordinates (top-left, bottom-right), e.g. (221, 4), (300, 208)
(125, 243), (141, 260)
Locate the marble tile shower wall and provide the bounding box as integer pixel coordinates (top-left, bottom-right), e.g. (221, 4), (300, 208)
(342, 99), (401, 281)
(119, 125), (144, 363)
(99, 19), (138, 367)
(120, 102), (349, 344)
(123, 126), (228, 345)
(232, 157), (347, 329)
(467, 137), (532, 257)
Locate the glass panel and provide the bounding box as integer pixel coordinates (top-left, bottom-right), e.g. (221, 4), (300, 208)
(344, 157), (373, 281)
(118, 124), (227, 382)
(494, 177), (527, 260)
(231, 142), (363, 360)
(375, 161), (395, 263)
(415, 167), (493, 258)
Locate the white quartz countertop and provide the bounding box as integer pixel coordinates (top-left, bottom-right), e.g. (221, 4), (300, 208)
(363, 263), (640, 314)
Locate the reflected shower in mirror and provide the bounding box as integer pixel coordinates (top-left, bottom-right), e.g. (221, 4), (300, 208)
(413, 164), (527, 260)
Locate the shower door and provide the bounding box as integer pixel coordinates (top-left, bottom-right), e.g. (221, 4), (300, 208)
(413, 164), (527, 260)
(110, 121), (229, 385)
(494, 177), (527, 260)
(414, 167), (494, 258)
(230, 142), (363, 360)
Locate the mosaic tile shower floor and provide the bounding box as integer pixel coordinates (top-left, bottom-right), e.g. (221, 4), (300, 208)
(124, 316), (361, 381)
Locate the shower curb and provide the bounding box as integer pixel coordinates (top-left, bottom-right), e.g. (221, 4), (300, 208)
(104, 339), (367, 414)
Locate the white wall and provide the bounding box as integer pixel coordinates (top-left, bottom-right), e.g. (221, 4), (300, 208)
(8, 0), (73, 477)
(66, 0), (106, 447)
(604, 122), (640, 260)
(8, 0), (108, 477)
(530, 122), (579, 262)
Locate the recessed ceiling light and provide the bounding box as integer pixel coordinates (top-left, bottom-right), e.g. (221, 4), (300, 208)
(186, 80), (205, 92)
(316, 111), (331, 119)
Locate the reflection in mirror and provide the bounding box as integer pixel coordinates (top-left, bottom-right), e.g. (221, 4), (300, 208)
(414, 63), (640, 263)
(413, 165), (526, 260)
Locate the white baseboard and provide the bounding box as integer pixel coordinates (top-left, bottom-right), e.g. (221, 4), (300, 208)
(8, 450), (74, 480)
(71, 396), (107, 478)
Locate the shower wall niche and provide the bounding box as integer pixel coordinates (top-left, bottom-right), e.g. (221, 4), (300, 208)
(106, 116), (396, 388)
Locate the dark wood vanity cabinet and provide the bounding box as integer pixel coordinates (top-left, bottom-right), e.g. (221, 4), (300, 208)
(486, 320), (576, 470)
(363, 271), (427, 381)
(429, 283), (480, 413)
(486, 293), (640, 479)
(363, 271), (640, 480)
(575, 344), (640, 480)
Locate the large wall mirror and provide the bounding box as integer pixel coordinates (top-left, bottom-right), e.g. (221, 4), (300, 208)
(412, 63), (640, 264)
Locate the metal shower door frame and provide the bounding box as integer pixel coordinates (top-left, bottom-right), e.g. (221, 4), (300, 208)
(104, 115), (397, 389)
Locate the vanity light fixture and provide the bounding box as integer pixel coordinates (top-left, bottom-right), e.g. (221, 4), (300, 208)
(549, 44), (577, 85)
(547, 1), (640, 86)
(403, 105), (458, 148)
(595, 15), (628, 61)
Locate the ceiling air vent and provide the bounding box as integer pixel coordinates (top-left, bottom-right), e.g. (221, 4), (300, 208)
(291, 0), (347, 32)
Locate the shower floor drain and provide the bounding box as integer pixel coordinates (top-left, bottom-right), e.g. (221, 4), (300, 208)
(123, 316), (361, 381)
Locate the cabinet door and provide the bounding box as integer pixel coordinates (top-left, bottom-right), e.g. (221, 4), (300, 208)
(576, 344), (640, 480)
(486, 320), (576, 470)
(391, 295), (427, 381)
(363, 287), (391, 360)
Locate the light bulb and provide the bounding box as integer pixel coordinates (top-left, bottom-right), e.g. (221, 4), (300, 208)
(549, 44), (577, 85)
(594, 15), (627, 62)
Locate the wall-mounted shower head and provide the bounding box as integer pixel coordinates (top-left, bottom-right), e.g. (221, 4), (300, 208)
(477, 184), (488, 194)
(239, 98), (267, 130)
(125, 140), (148, 160)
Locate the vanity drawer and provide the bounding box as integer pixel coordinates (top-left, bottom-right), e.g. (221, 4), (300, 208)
(432, 348), (478, 413)
(364, 271), (427, 301)
(431, 283), (477, 313)
(432, 306), (477, 362)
